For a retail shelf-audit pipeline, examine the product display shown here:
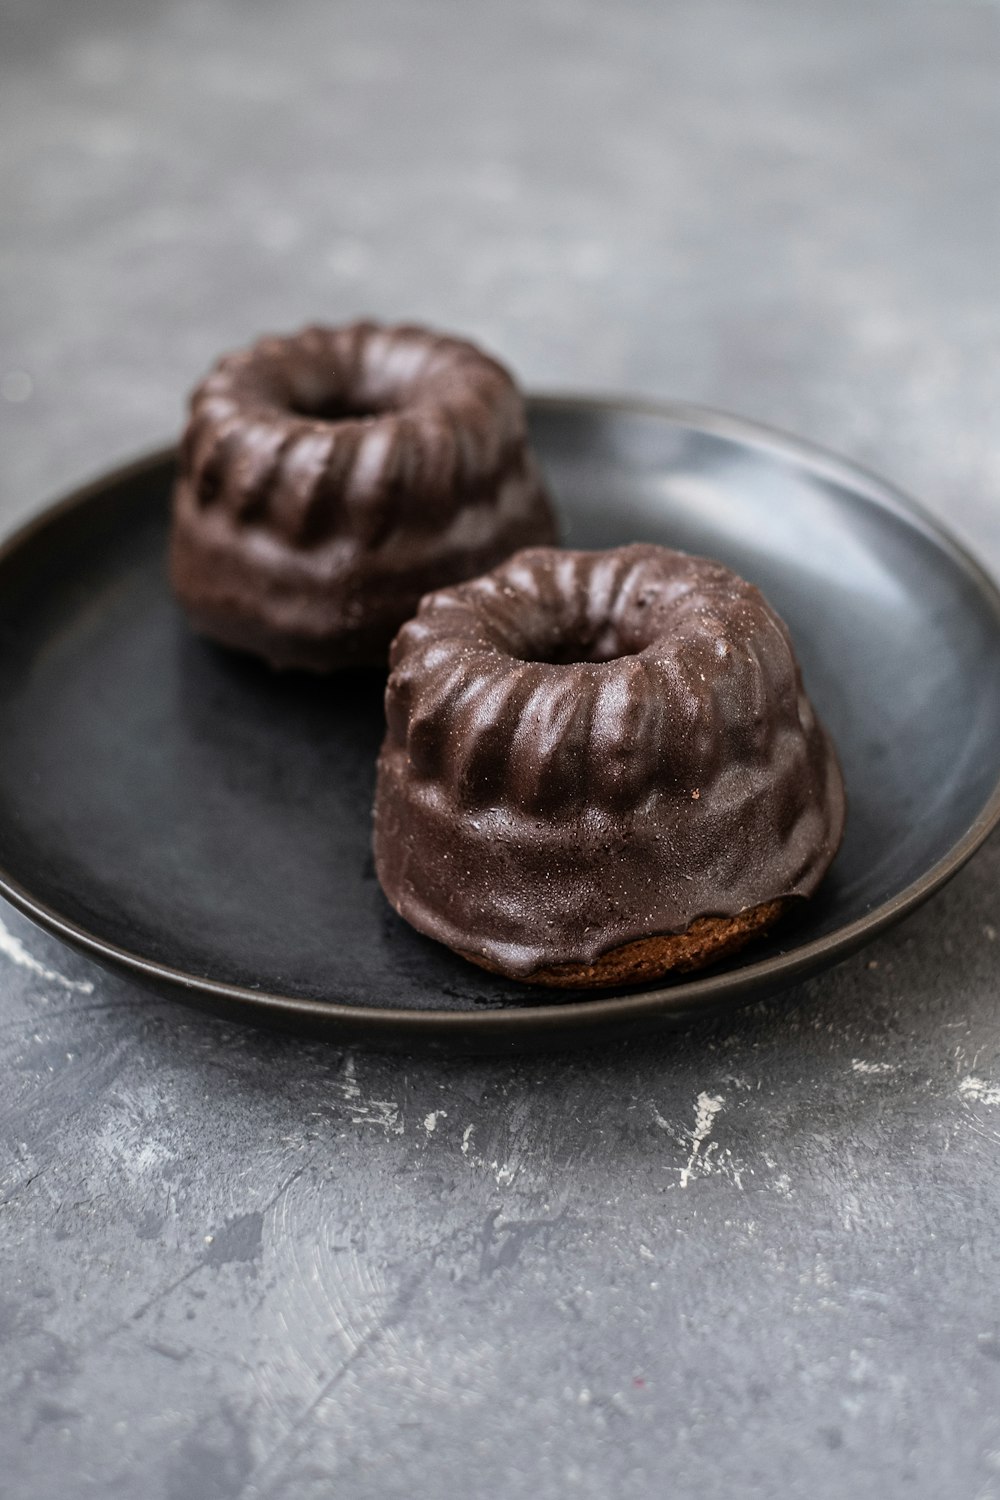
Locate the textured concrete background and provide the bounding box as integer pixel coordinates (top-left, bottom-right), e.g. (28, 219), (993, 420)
(2, 1), (1000, 1496)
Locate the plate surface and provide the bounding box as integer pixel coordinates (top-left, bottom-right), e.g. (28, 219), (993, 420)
(1, 397), (999, 1048)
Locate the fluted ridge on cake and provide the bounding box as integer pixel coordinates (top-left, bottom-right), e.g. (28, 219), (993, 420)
(384, 545), (819, 816)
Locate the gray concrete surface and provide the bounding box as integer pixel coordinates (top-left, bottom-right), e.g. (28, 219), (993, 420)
(2, 1), (1000, 1496)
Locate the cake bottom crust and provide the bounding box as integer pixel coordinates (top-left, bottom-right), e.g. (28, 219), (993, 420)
(461, 899), (789, 989)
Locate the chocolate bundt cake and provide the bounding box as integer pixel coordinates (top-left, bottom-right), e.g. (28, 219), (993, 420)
(373, 544), (846, 987)
(169, 322), (556, 670)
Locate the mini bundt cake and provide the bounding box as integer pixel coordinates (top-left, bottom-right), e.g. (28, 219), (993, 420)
(169, 321), (556, 670)
(373, 543), (846, 987)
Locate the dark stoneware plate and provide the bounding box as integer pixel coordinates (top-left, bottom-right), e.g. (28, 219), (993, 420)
(1, 397), (999, 1050)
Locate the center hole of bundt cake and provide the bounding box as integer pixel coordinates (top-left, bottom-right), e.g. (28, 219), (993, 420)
(516, 628), (640, 666)
(287, 393), (384, 421)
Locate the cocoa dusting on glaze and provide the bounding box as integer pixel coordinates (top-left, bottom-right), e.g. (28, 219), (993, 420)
(373, 544), (846, 980)
(170, 322), (556, 670)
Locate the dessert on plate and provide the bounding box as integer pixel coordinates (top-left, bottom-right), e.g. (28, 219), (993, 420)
(170, 321), (556, 671)
(373, 543), (846, 987)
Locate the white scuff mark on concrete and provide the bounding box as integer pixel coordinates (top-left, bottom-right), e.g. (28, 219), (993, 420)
(459, 1126), (519, 1187)
(355, 1099), (404, 1134)
(471, 1147), (519, 1187)
(424, 1110), (446, 1135)
(724, 1151), (745, 1191)
(638, 1244), (654, 1261)
(984, 924), (996, 942)
(338, 1053), (360, 1099)
(0, 917), (94, 993)
(341, 1095), (402, 1135)
(679, 1093), (724, 1189)
(959, 1076), (1000, 1106)
(333, 1053), (403, 1134)
(651, 1096), (749, 1189)
(92, 1119), (176, 1184)
(852, 1059), (897, 1075)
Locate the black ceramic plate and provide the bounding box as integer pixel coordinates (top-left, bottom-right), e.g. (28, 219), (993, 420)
(1, 397), (999, 1049)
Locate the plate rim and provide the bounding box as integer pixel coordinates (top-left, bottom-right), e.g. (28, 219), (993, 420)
(2, 392), (999, 1040)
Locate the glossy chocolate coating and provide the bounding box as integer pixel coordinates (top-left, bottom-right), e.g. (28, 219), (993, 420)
(169, 322), (556, 670)
(373, 544), (846, 978)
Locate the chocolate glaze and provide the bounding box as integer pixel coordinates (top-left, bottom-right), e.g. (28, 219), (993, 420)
(169, 322), (556, 670)
(373, 544), (846, 978)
